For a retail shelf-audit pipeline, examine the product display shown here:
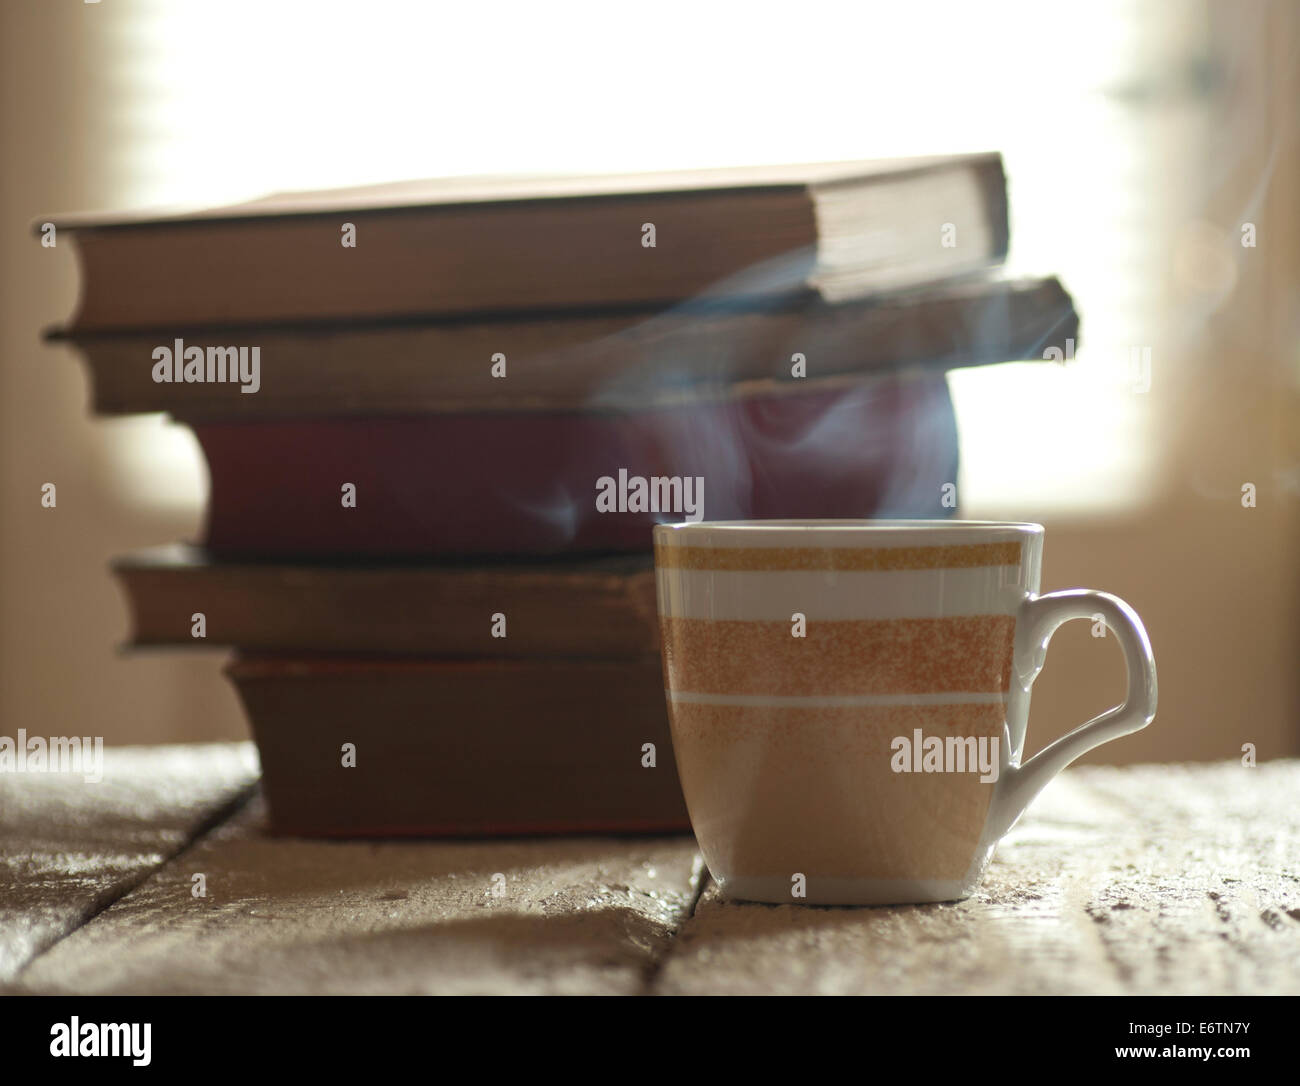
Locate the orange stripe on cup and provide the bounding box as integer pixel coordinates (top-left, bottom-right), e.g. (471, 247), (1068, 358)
(653, 540), (1022, 573)
(660, 615), (1016, 696)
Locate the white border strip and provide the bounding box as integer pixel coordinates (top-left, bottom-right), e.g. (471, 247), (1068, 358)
(656, 566), (1026, 621)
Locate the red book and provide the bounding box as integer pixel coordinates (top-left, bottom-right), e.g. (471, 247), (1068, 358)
(195, 372), (959, 557)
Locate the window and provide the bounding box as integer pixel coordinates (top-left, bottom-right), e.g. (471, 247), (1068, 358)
(99, 0), (1206, 516)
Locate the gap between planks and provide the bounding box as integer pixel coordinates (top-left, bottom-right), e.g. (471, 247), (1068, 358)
(9, 784), (259, 990)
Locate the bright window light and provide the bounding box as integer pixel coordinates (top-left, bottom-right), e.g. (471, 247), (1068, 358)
(93, 0), (1194, 517)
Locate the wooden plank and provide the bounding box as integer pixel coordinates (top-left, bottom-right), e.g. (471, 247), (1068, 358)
(0, 742), (258, 985)
(1063, 761), (1300, 994)
(12, 755), (1295, 995)
(653, 761), (1300, 995)
(16, 797), (702, 995)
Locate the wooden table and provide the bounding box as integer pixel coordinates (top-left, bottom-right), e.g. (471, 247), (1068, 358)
(2, 745), (1297, 995)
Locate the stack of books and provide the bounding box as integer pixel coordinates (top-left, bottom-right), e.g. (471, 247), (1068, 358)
(48, 155), (1077, 836)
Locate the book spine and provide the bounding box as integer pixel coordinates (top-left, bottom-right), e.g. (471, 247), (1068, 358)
(195, 372), (959, 557)
(113, 562), (661, 658)
(229, 656), (689, 836)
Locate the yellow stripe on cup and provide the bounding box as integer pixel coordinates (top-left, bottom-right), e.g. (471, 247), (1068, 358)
(660, 615), (1016, 697)
(653, 540), (1022, 573)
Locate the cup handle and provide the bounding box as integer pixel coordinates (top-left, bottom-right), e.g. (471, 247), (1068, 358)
(984, 589), (1158, 840)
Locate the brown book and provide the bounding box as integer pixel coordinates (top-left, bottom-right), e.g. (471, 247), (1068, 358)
(51, 275), (1073, 418)
(228, 655), (688, 837)
(47, 155), (1008, 331)
(114, 545), (658, 658)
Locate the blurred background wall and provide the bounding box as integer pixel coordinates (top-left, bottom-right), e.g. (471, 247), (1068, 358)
(2, 0), (1296, 761)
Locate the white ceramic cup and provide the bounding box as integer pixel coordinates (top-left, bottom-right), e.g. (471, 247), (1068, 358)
(654, 520), (1158, 906)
